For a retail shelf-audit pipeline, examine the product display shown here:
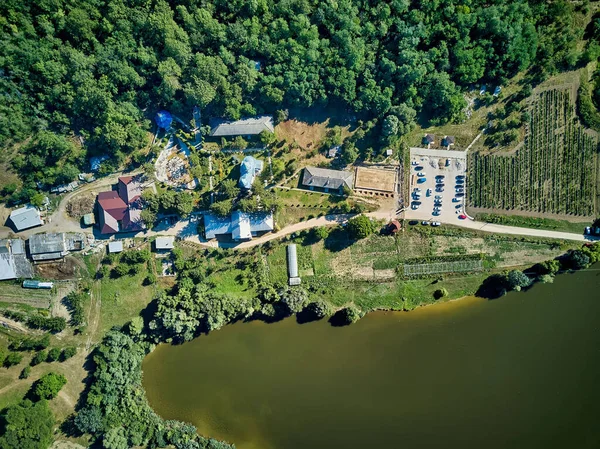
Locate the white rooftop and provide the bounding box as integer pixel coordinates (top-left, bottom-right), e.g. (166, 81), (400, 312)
(108, 241), (123, 253)
(9, 205), (42, 231)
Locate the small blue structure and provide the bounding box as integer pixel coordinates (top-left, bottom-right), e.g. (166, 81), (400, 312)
(155, 110), (173, 130)
(239, 156), (264, 190)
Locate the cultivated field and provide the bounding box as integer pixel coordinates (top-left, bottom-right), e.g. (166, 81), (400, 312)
(468, 88), (598, 217)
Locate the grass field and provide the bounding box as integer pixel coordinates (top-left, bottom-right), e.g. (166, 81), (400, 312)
(473, 213), (589, 234)
(468, 87), (598, 217)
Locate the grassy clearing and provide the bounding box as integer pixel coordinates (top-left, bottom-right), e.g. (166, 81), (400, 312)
(473, 213), (589, 234)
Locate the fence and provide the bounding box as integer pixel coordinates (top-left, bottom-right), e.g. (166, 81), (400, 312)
(403, 259), (483, 276)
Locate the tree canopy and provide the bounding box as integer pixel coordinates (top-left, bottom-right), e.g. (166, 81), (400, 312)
(0, 399), (54, 449)
(0, 0), (583, 201)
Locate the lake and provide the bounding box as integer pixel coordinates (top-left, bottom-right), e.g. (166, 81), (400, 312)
(143, 268), (600, 449)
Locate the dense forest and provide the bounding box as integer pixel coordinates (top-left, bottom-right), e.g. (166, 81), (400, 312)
(0, 0), (589, 201)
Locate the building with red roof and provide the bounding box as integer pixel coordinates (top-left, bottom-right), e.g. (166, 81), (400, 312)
(97, 176), (145, 234)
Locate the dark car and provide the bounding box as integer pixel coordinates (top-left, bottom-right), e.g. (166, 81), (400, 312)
(456, 175), (465, 180)
(455, 192), (464, 197)
(415, 166), (424, 171)
(436, 183), (445, 188)
(436, 187), (445, 192)
(408, 220), (419, 225)
(456, 179), (465, 184)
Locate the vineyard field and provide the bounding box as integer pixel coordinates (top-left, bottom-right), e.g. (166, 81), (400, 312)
(468, 88), (598, 217)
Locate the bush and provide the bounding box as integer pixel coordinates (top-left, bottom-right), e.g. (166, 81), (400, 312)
(112, 263), (130, 278)
(4, 352), (23, 367)
(27, 316), (66, 333)
(0, 399), (54, 449)
(46, 348), (61, 362)
(19, 366), (31, 379)
(506, 270), (532, 291)
(331, 306), (361, 326)
(60, 347), (77, 361)
(302, 301), (332, 320)
(33, 372), (67, 400)
(433, 288), (448, 299)
(144, 273), (157, 285)
(64, 291), (86, 326)
(30, 351), (47, 366)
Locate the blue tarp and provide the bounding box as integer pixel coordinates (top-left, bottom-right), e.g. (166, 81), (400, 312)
(239, 156), (264, 190)
(155, 110), (173, 129)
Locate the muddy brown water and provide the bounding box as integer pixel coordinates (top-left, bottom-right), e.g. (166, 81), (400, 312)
(143, 268), (600, 449)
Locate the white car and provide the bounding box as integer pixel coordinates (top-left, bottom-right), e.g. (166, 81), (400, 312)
(435, 195), (442, 200)
(431, 222), (441, 227)
(417, 172), (426, 177)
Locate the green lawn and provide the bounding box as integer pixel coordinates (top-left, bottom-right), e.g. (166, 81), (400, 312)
(474, 213), (590, 234)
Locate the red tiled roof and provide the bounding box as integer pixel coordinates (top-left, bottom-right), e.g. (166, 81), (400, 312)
(98, 177), (145, 234)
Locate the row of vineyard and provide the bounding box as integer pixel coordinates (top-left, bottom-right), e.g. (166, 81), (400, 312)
(468, 89), (599, 216)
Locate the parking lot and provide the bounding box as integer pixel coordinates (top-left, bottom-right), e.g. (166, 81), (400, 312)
(404, 148), (468, 224)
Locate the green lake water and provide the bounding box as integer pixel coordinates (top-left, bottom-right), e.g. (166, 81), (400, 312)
(143, 268), (600, 449)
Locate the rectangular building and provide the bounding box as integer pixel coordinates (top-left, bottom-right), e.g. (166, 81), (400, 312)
(9, 205), (42, 232)
(0, 239), (34, 281)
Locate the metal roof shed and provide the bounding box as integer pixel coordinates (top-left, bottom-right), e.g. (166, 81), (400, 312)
(9, 205), (42, 231)
(108, 241), (123, 253)
(155, 236), (175, 250)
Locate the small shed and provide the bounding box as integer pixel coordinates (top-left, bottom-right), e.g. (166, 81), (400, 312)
(386, 148), (394, 157)
(327, 146), (341, 158)
(155, 236), (175, 251)
(287, 244), (301, 286)
(23, 280), (53, 289)
(108, 241), (123, 254)
(388, 220), (401, 234)
(83, 213), (95, 226)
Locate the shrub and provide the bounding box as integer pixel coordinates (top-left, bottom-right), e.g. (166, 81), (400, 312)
(144, 273), (157, 285)
(506, 270), (532, 291)
(30, 351), (47, 366)
(46, 348), (61, 362)
(60, 347), (77, 361)
(4, 352), (23, 367)
(332, 306), (361, 326)
(433, 288), (448, 299)
(33, 372), (67, 400)
(19, 366), (31, 379)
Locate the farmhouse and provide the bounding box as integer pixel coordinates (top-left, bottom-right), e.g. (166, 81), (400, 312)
(9, 205), (42, 232)
(239, 156), (264, 190)
(204, 211), (274, 241)
(210, 116), (274, 138)
(422, 134), (435, 147)
(0, 239), (34, 281)
(301, 166), (354, 194)
(97, 176), (145, 234)
(28, 232), (85, 262)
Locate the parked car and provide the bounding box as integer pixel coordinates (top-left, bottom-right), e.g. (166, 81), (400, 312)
(426, 188), (432, 197)
(456, 179), (465, 184)
(436, 187), (444, 192)
(458, 214), (467, 219)
(411, 161), (418, 166)
(408, 220), (419, 225)
(415, 166), (424, 171)
(417, 172), (426, 177)
(414, 187), (422, 192)
(433, 210), (440, 216)
(418, 177), (427, 184)
(431, 222), (441, 227)
(435, 195), (443, 199)
(455, 204), (462, 209)
(435, 175), (445, 180)
(455, 192), (464, 197)
(452, 197), (461, 202)
(421, 221), (429, 226)
(456, 175), (465, 180)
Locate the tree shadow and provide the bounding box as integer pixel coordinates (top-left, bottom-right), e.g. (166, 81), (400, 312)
(475, 274), (508, 299)
(328, 311), (351, 327)
(295, 309), (324, 324)
(323, 228), (353, 252)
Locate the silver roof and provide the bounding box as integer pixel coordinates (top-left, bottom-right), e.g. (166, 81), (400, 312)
(210, 116), (274, 137)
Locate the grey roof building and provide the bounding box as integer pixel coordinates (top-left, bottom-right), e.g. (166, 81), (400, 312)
(204, 211), (274, 241)
(301, 167), (354, 192)
(210, 116), (274, 137)
(155, 236), (175, 250)
(9, 205), (42, 231)
(0, 239), (34, 281)
(28, 233), (85, 262)
(108, 241), (123, 253)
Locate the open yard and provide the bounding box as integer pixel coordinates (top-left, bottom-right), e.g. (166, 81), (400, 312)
(354, 166), (397, 193)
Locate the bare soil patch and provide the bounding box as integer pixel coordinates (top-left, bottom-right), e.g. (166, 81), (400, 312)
(276, 119), (328, 150)
(35, 256), (79, 280)
(354, 166), (397, 193)
(65, 192), (95, 219)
